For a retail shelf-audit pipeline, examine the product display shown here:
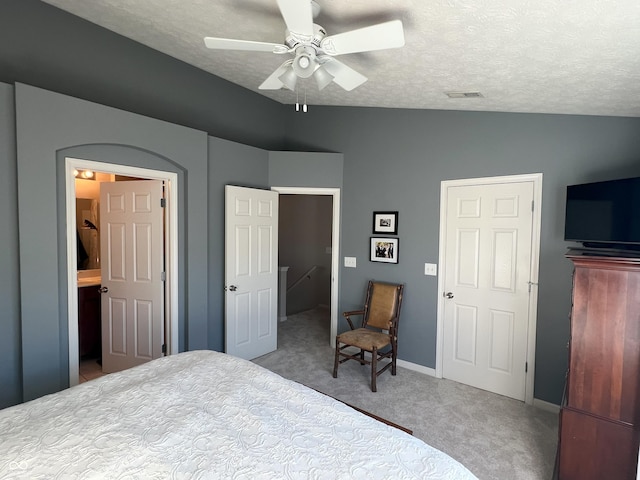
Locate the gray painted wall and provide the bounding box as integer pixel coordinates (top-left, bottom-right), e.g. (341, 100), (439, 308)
(207, 137), (270, 351)
(282, 107), (640, 404)
(0, 83), (21, 408)
(269, 151), (344, 188)
(0, 0), (288, 151)
(2, 0), (640, 408)
(0, 82), (276, 407)
(15, 83), (209, 401)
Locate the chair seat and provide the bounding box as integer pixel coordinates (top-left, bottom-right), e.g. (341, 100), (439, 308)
(337, 328), (391, 351)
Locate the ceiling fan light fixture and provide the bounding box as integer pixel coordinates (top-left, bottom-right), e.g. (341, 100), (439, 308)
(292, 47), (317, 78)
(279, 68), (298, 91)
(298, 56), (310, 69)
(313, 65), (334, 90)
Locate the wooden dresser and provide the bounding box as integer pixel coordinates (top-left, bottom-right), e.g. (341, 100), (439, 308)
(558, 250), (640, 480)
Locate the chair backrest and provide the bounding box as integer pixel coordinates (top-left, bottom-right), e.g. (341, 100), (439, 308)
(364, 281), (404, 331)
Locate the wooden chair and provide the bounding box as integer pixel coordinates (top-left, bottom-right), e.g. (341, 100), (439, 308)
(333, 280), (404, 392)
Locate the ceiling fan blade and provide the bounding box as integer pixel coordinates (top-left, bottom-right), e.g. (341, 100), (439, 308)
(276, 0), (314, 37)
(204, 37), (288, 54)
(320, 20), (405, 56)
(259, 61), (294, 90)
(320, 58), (367, 91)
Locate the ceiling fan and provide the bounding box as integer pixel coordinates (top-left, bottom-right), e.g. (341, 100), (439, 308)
(204, 0), (405, 92)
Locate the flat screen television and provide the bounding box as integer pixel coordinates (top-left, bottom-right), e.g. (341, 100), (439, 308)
(564, 176), (640, 250)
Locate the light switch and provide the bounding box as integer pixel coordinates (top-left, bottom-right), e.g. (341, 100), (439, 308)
(424, 263), (437, 276)
(344, 256), (357, 268)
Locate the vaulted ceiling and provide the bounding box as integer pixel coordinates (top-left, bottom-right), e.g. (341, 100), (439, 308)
(41, 0), (640, 117)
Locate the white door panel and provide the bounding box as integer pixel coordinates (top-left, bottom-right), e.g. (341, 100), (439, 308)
(100, 180), (164, 373)
(225, 186), (278, 360)
(443, 181), (534, 401)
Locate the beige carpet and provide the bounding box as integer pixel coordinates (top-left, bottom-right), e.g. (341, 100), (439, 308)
(253, 307), (559, 480)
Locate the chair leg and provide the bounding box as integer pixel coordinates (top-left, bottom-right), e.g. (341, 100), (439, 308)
(333, 341), (339, 378)
(371, 346), (377, 392)
(391, 343), (397, 376)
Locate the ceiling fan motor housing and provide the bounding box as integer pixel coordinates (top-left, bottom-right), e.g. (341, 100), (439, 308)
(285, 24), (326, 52)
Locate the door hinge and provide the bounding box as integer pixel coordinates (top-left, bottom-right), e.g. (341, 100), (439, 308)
(160, 198), (166, 208)
(525, 362), (528, 373)
(160, 271), (166, 282)
(162, 344), (167, 354)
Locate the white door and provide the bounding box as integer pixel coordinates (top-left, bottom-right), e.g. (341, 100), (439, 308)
(100, 180), (165, 373)
(225, 185), (279, 360)
(441, 180), (534, 401)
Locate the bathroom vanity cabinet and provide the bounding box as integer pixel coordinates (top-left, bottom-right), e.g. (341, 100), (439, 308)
(78, 285), (101, 358)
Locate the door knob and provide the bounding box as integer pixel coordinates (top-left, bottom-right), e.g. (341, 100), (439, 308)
(225, 285), (238, 292)
(98, 286), (109, 293)
(444, 291), (454, 299)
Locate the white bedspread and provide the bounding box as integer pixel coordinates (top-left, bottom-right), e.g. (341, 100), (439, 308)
(0, 350), (477, 479)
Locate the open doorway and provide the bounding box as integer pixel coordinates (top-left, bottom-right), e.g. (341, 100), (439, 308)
(271, 187), (340, 346)
(279, 195), (332, 311)
(65, 158), (179, 387)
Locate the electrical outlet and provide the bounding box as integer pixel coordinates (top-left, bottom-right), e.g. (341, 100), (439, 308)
(424, 263), (437, 276)
(344, 256), (357, 268)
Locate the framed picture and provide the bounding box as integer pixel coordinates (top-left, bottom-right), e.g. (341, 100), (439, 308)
(372, 211), (398, 235)
(370, 237), (399, 264)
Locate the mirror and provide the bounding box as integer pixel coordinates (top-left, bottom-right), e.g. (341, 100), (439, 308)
(76, 198), (100, 270)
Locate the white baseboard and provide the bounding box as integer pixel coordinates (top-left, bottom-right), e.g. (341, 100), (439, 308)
(532, 398), (561, 414)
(398, 358), (561, 413)
(341, 353), (437, 379)
(396, 358), (437, 377)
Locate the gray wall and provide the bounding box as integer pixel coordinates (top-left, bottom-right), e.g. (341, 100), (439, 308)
(269, 151), (344, 188)
(2, 82), (276, 406)
(0, 0), (288, 151)
(0, 0), (285, 407)
(282, 107), (640, 404)
(2, 0), (640, 407)
(0, 83), (21, 408)
(15, 83), (210, 401)
(207, 137), (270, 351)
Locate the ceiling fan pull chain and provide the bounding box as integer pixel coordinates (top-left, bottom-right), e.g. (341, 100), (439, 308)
(296, 88), (300, 112)
(303, 87), (308, 113)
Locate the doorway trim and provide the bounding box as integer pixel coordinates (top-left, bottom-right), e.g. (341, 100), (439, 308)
(271, 187), (340, 345)
(65, 157), (179, 386)
(435, 173), (542, 405)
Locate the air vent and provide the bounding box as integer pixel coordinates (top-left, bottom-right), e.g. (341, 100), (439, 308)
(445, 91), (484, 98)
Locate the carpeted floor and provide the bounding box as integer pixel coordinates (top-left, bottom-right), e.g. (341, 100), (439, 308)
(253, 307), (559, 480)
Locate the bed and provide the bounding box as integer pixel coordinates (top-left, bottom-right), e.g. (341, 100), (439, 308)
(0, 350), (477, 479)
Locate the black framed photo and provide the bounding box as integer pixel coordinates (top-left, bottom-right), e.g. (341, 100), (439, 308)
(372, 211), (398, 235)
(370, 237), (399, 264)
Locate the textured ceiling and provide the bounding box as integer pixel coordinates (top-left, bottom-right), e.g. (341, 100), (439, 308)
(41, 0), (640, 117)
